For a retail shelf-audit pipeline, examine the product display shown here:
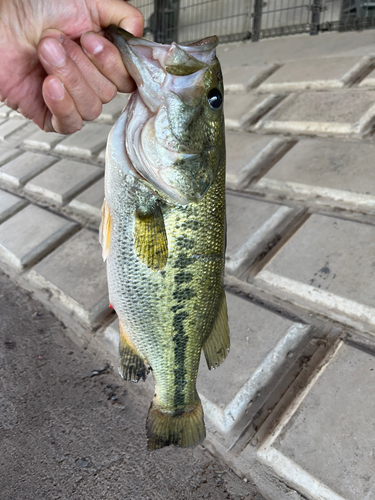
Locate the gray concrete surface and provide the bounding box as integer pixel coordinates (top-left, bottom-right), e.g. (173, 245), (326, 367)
(0, 270), (263, 500)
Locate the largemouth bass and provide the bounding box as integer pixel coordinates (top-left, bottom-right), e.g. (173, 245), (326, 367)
(101, 26), (229, 450)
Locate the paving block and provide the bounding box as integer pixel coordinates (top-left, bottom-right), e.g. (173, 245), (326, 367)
(55, 124), (111, 158)
(258, 340), (375, 500)
(0, 189), (28, 223)
(196, 292), (311, 440)
(256, 90), (375, 136)
(257, 56), (373, 92)
(224, 93), (283, 130)
(0, 152), (56, 188)
(68, 177), (104, 220)
(97, 148), (106, 164)
(226, 131), (289, 189)
(226, 193), (298, 276)
(0, 204), (77, 270)
(24, 159), (103, 206)
(103, 317), (120, 357)
(0, 104), (12, 118)
(23, 129), (65, 151)
(256, 214), (375, 332)
(255, 138), (375, 213)
(2, 122), (40, 148)
(358, 66), (375, 88)
(95, 94), (128, 124)
(9, 110), (25, 119)
(0, 119), (28, 140)
(28, 228), (110, 325)
(223, 64), (279, 93)
(0, 148), (22, 167)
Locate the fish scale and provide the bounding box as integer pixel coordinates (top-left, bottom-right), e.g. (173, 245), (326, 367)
(101, 25), (229, 450)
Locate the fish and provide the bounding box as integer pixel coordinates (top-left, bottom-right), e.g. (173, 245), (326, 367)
(100, 25), (229, 451)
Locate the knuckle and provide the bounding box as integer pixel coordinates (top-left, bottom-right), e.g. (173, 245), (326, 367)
(81, 100), (102, 121)
(53, 116), (82, 135)
(117, 79), (136, 94)
(101, 85), (117, 104)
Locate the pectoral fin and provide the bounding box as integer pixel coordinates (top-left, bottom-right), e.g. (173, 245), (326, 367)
(99, 199), (111, 262)
(119, 321), (148, 382)
(203, 292), (230, 370)
(134, 204), (168, 270)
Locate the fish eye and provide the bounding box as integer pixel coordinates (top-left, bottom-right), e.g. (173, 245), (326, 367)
(207, 88), (222, 110)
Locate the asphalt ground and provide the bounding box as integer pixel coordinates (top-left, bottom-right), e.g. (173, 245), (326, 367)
(0, 270), (264, 500)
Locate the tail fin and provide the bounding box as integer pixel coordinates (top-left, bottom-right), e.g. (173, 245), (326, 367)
(146, 396), (206, 450)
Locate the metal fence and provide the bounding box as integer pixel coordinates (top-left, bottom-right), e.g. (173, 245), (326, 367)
(129, 0), (375, 43)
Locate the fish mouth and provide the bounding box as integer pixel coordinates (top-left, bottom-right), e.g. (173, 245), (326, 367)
(104, 25), (218, 55)
(104, 26), (218, 112)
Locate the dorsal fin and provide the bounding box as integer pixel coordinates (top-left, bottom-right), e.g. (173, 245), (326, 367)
(203, 291), (230, 370)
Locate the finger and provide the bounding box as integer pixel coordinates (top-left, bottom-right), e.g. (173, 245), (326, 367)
(81, 32), (135, 94)
(42, 75), (83, 134)
(61, 35), (117, 103)
(96, 0), (144, 36)
(38, 35), (102, 122)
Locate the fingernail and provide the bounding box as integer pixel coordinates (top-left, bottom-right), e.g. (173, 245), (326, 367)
(81, 33), (104, 55)
(42, 38), (66, 66)
(49, 78), (65, 100)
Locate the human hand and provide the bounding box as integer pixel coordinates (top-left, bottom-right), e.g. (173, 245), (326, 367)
(0, 0), (144, 134)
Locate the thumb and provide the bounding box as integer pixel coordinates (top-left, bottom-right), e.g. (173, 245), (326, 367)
(96, 0), (144, 36)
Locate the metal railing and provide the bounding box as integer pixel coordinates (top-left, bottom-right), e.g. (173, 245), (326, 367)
(129, 0), (375, 43)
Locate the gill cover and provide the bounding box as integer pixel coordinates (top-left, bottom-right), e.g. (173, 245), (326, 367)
(104, 26), (224, 205)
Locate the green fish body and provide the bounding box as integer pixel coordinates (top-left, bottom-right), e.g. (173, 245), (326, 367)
(101, 26), (229, 450)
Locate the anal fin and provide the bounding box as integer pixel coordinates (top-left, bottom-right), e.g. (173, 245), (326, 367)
(134, 203), (168, 271)
(203, 291), (230, 370)
(99, 199), (111, 261)
(119, 321), (148, 382)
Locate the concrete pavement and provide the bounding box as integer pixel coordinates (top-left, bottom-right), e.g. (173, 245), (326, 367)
(1, 29), (375, 500)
